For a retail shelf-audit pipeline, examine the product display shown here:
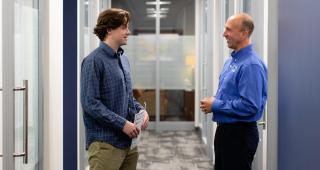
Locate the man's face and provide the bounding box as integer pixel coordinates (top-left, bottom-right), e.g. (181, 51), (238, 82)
(223, 18), (247, 50)
(108, 23), (131, 46)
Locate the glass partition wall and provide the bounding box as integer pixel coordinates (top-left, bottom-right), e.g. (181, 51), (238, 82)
(111, 0), (196, 130)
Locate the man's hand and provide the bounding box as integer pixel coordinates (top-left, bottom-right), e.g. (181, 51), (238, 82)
(200, 96), (215, 114)
(141, 111), (149, 130)
(122, 121), (140, 138)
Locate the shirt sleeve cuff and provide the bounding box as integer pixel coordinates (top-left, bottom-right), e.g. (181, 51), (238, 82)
(138, 106), (144, 112)
(134, 102), (145, 112)
(114, 116), (127, 130)
(211, 99), (224, 113)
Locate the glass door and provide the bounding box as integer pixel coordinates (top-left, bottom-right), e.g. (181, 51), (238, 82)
(111, 0), (196, 130)
(111, 0), (157, 124)
(158, 0), (195, 127)
(1, 0), (40, 169)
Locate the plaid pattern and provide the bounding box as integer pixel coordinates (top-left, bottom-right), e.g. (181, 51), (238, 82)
(81, 42), (144, 149)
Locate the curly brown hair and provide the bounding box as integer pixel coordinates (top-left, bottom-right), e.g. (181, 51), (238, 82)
(94, 8), (131, 41)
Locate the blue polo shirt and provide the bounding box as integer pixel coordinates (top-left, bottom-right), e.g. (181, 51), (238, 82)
(211, 44), (268, 124)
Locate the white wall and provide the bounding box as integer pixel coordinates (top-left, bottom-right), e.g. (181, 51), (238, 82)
(43, 0), (63, 169)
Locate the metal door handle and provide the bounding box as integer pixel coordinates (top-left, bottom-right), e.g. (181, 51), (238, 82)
(258, 121), (266, 129)
(14, 80), (29, 163)
(0, 80), (29, 163)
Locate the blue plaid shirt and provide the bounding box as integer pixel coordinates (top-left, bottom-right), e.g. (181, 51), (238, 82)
(81, 42), (144, 149)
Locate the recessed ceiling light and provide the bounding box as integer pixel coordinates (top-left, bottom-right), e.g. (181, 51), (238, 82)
(147, 14), (167, 18)
(146, 1), (171, 5)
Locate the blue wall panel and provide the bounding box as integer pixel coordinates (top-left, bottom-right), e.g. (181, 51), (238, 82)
(279, 0), (320, 169)
(63, 0), (78, 169)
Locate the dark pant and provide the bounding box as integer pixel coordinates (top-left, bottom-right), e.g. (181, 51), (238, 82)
(214, 122), (259, 170)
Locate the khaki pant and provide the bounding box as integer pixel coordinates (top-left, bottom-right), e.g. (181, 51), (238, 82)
(88, 141), (139, 170)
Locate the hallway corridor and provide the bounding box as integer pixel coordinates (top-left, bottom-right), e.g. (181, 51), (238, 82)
(137, 130), (213, 170)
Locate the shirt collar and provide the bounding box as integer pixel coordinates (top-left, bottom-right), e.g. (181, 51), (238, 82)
(231, 44), (253, 60)
(99, 41), (124, 58)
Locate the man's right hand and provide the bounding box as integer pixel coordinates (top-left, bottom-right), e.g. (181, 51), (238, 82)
(122, 121), (140, 138)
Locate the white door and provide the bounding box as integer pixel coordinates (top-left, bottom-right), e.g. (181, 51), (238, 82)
(1, 0), (40, 169)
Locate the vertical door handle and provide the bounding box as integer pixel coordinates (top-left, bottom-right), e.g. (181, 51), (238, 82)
(0, 80), (28, 163)
(258, 109), (267, 130)
(257, 121), (266, 128)
(12, 80), (28, 164)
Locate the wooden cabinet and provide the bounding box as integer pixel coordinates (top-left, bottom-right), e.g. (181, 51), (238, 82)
(183, 90), (195, 121)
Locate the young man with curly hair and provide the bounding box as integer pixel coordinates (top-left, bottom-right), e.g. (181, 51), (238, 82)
(81, 8), (149, 170)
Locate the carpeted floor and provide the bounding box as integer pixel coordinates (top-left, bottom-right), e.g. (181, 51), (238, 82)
(137, 130), (213, 170)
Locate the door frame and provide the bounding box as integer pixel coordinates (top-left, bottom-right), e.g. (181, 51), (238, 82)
(266, 0), (278, 169)
(2, 0), (16, 169)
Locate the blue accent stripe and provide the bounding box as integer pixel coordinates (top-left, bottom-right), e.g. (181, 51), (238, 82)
(63, 0), (77, 169)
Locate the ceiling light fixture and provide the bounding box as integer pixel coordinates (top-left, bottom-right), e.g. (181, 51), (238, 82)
(145, 1), (170, 18)
(146, 1), (171, 5)
(147, 14), (167, 18)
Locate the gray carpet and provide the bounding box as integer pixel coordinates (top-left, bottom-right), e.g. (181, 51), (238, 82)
(137, 130), (213, 170)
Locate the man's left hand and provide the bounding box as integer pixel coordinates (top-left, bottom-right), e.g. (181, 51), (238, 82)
(200, 96), (215, 114)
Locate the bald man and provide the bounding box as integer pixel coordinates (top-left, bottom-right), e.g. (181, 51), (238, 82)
(200, 13), (267, 170)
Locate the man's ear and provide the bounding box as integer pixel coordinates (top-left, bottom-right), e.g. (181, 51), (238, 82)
(242, 30), (250, 38)
(106, 28), (112, 34)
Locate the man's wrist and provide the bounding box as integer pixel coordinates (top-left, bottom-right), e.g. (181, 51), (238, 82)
(211, 99), (223, 113)
(116, 117), (127, 130)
